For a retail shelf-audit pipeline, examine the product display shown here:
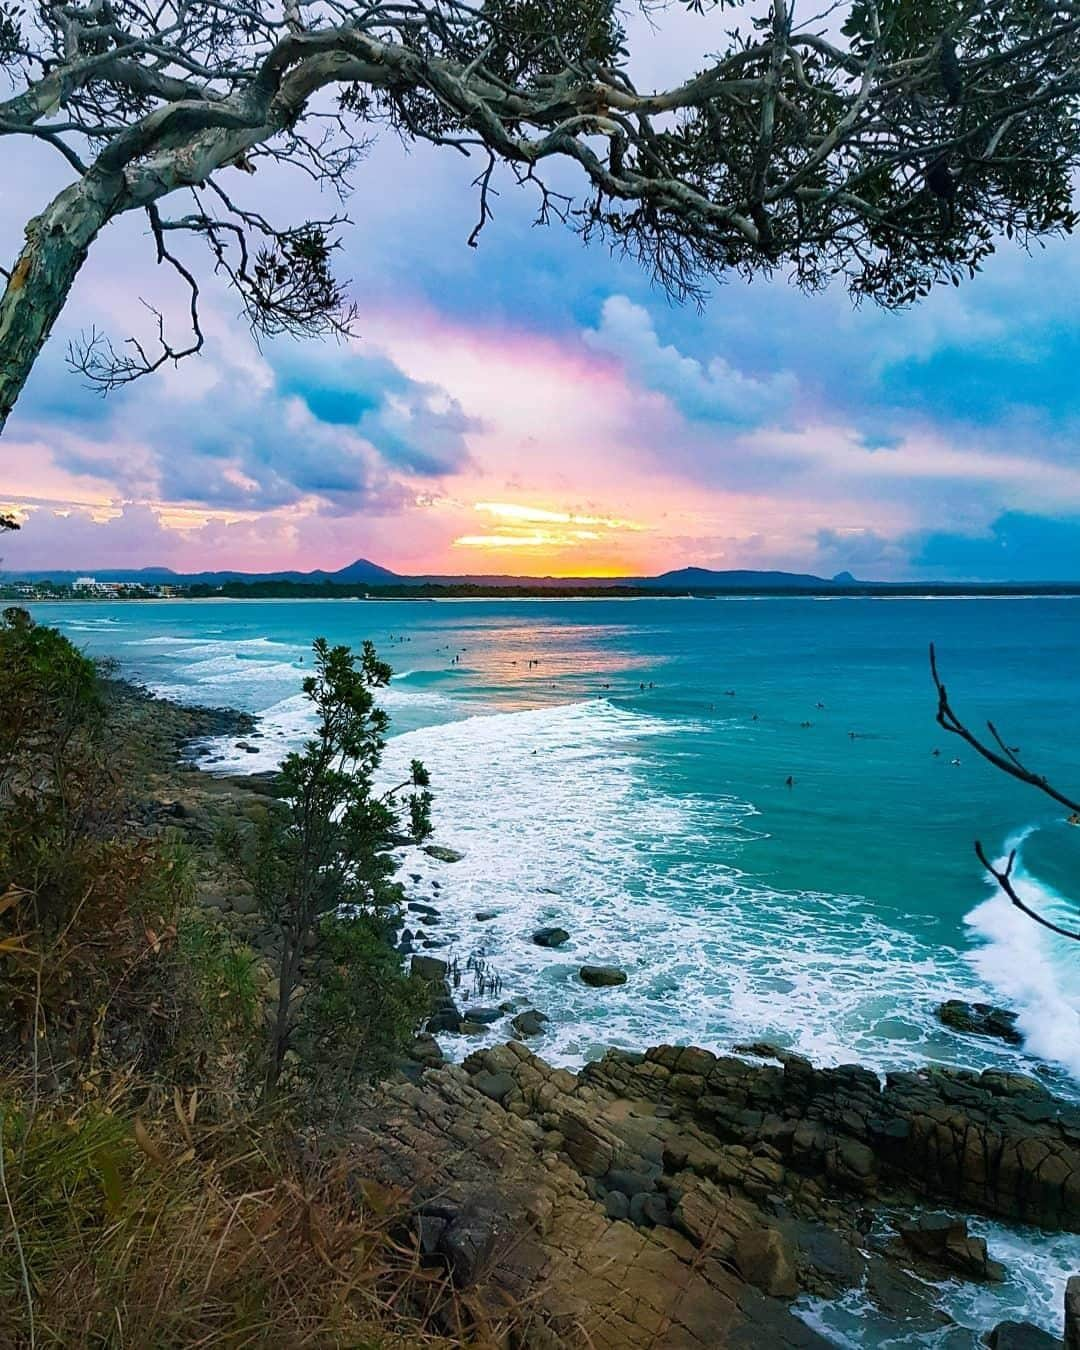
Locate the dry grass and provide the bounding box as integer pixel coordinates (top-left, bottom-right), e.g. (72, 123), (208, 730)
(0, 1085), (486, 1350)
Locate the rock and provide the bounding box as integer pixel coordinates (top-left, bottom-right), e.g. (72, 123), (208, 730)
(408, 901), (440, 918)
(231, 891), (258, 915)
(605, 1168), (654, 1199)
(438, 1207), (496, 1287)
(475, 911), (499, 922)
(510, 1010), (549, 1038)
(986, 1323), (1063, 1349)
(410, 955), (448, 983)
(785, 1221), (866, 1291)
(473, 1071), (515, 1104)
(629, 1192), (670, 1228)
(579, 965), (627, 987)
(735, 1228), (799, 1299)
(604, 1191), (630, 1220)
(463, 1007), (502, 1025)
(408, 1034), (444, 1068)
(938, 999), (1023, 1045)
(414, 1213), (447, 1257)
(427, 1002), (464, 1034)
(898, 1214), (1006, 1282)
(532, 926), (570, 948)
(423, 845), (464, 863)
(866, 1261), (947, 1327)
(1067, 1276), (1080, 1350)
(559, 1110), (616, 1176)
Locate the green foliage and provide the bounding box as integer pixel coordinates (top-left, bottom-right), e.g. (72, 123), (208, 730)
(304, 914), (430, 1090)
(479, 0), (627, 80)
(226, 638), (433, 1095)
(176, 914), (260, 1040)
(0, 611), (214, 1085)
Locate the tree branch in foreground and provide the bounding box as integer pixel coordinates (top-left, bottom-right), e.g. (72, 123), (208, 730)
(929, 641), (1080, 941)
(4, 0), (1080, 430)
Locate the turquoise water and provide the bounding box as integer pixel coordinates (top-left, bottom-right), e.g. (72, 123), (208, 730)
(27, 596), (1080, 1341)
(34, 596), (1080, 1081)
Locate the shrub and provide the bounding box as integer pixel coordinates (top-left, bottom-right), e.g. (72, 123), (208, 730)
(223, 638), (434, 1097)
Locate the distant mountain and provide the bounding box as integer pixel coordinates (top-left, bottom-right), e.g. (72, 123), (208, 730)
(2, 557), (403, 586)
(638, 567), (843, 590)
(1, 555), (870, 591)
(7, 556), (1080, 594)
(330, 558), (401, 584)
(0, 556), (862, 590)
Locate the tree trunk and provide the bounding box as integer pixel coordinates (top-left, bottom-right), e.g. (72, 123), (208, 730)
(0, 176), (122, 436)
(265, 925), (302, 1099)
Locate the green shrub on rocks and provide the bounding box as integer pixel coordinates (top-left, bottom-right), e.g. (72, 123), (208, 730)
(0, 609), (202, 1079)
(304, 913), (431, 1095)
(221, 638), (435, 1098)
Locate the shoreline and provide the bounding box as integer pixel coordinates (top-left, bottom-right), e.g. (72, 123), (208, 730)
(101, 669), (1080, 1347)
(20, 590), (1080, 604)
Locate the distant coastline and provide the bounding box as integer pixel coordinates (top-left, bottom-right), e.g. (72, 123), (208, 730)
(13, 580), (1080, 603)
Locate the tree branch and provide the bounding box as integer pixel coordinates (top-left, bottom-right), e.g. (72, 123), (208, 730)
(929, 642), (1080, 941)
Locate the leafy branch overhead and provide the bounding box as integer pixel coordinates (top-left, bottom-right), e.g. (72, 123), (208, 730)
(4, 0), (1080, 427)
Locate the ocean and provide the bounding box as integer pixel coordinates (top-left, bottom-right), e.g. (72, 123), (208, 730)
(28, 595), (1080, 1341)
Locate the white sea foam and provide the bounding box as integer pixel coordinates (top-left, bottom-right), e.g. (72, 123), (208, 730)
(193, 692), (313, 772)
(125, 635), (218, 647)
(379, 698), (1047, 1085)
(798, 1212), (1078, 1348)
(963, 834), (1080, 1080)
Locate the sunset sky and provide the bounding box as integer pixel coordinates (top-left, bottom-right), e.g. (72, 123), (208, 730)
(4, 10), (1080, 580)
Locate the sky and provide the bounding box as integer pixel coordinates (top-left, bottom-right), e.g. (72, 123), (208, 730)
(4, 9), (1080, 581)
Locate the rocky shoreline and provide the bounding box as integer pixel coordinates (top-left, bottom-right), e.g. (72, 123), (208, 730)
(348, 1038), (1080, 1348)
(124, 679), (1079, 1348)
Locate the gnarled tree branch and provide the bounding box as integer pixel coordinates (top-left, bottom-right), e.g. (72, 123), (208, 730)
(3, 0), (1080, 431)
(930, 642), (1080, 941)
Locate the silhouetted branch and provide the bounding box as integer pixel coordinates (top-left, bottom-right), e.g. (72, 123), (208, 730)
(931, 643), (1080, 812)
(930, 642), (1080, 941)
(974, 841), (1080, 942)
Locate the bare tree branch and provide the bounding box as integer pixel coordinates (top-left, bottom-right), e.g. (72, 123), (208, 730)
(931, 643), (1080, 813)
(929, 642), (1080, 941)
(974, 841), (1080, 942)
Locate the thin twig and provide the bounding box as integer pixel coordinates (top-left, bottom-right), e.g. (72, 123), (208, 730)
(0, 1105), (36, 1348)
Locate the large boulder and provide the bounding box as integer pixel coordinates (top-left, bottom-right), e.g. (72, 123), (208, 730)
(1067, 1276), (1080, 1350)
(532, 926), (570, 948)
(986, 1323), (1063, 1349)
(938, 999), (1023, 1045)
(511, 1009), (550, 1038)
(735, 1228), (799, 1299)
(424, 844), (464, 863)
(898, 1214), (1006, 1282)
(411, 954), (448, 983)
(579, 965), (627, 987)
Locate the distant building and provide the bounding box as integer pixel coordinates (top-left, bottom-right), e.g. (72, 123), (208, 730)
(73, 576), (125, 596)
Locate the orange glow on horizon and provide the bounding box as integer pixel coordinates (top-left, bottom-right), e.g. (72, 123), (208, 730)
(450, 499), (653, 573)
